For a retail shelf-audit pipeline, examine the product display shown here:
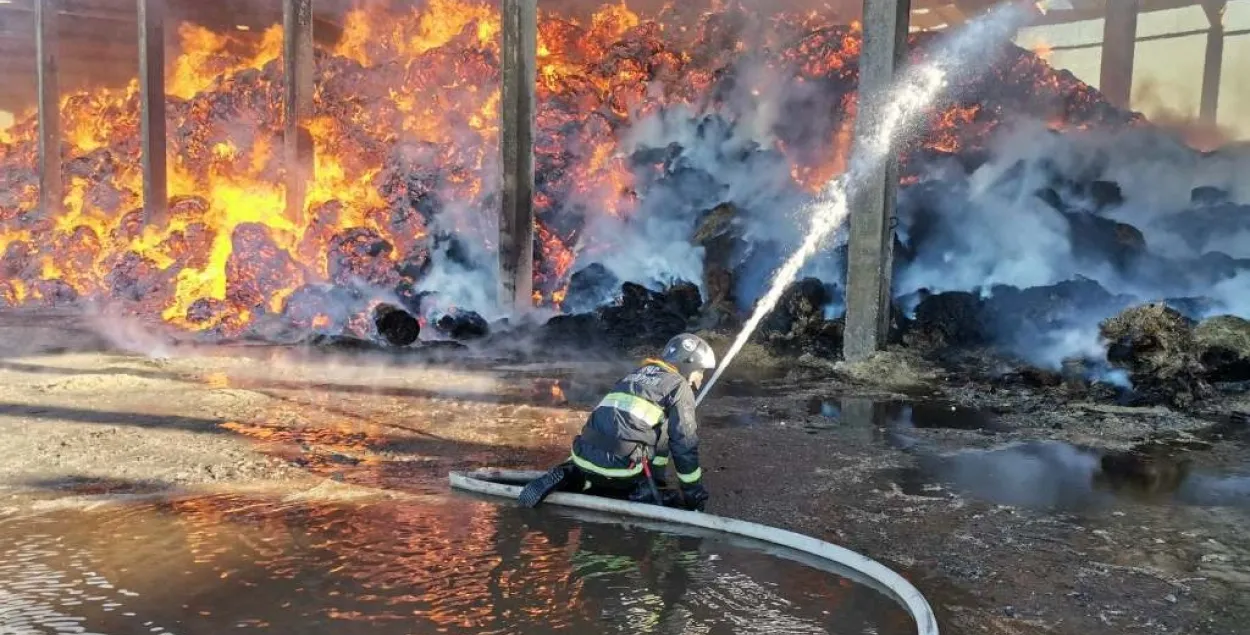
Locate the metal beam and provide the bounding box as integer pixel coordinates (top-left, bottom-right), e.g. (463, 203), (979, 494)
(283, 0), (314, 225)
(1099, 0), (1138, 108)
(1200, 0), (1224, 124)
(36, 0), (61, 219)
(1027, 0), (1200, 26)
(499, 0), (537, 312)
(0, 4), (135, 23)
(843, 0), (910, 362)
(138, 0), (166, 226)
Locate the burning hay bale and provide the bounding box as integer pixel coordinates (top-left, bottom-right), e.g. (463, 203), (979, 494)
(225, 224), (303, 315)
(1194, 315), (1250, 382)
(1100, 303), (1212, 408)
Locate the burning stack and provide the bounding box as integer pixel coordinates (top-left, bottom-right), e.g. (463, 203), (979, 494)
(0, 1), (1247, 407)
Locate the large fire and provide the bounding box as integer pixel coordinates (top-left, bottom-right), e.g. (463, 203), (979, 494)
(0, 0), (1133, 338)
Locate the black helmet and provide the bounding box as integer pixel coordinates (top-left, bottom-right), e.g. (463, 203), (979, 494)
(660, 333), (716, 378)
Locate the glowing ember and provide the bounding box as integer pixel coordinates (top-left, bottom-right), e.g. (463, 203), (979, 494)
(0, 0), (1136, 337)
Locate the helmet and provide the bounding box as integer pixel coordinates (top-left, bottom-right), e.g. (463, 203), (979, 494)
(660, 333), (716, 379)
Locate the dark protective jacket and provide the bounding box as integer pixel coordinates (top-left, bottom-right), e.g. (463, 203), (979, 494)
(570, 359), (703, 486)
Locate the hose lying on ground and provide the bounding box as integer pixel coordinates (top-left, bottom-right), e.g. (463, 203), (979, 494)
(449, 468), (939, 635)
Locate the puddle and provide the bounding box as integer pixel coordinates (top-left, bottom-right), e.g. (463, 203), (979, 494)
(808, 397), (1006, 432)
(0, 494), (914, 635)
(885, 440), (1250, 511)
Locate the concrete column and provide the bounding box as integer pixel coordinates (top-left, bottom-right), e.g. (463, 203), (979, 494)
(843, 0), (910, 362)
(36, 0), (61, 217)
(1200, 1), (1225, 125)
(283, 0), (314, 224)
(499, 0), (537, 311)
(138, 0), (167, 226)
(1098, 0), (1138, 109)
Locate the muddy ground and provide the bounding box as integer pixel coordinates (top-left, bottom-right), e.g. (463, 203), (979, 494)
(0, 312), (1247, 635)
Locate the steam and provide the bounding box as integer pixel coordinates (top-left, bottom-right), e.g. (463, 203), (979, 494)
(696, 3), (1033, 404)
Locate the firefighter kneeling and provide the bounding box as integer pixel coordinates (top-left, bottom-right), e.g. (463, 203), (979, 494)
(518, 333), (715, 511)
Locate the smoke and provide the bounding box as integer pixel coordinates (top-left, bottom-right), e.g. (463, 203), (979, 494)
(892, 117), (1250, 368)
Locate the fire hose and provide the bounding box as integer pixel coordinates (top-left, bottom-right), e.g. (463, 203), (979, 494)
(449, 469), (939, 635)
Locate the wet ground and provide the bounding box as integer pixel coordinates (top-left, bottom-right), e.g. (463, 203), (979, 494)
(2, 313), (1250, 634)
(0, 494), (912, 635)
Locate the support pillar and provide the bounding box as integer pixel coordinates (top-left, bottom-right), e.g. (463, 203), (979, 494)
(1099, 0), (1138, 109)
(283, 0), (314, 224)
(138, 0), (167, 226)
(36, 0), (61, 217)
(499, 0), (537, 311)
(843, 0), (910, 362)
(1200, 1), (1225, 125)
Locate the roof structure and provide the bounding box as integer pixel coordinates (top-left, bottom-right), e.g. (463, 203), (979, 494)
(0, 0), (1220, 113)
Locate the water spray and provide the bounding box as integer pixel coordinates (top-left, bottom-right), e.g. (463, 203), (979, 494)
(695, 3), (1031, 407)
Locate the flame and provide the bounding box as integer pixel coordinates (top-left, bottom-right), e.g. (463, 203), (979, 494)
(1031, 39), (1054, 61)
(0, 0), (1135, 332)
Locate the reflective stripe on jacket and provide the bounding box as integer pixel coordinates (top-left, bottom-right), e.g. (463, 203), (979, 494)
(571, 359), (702, 485)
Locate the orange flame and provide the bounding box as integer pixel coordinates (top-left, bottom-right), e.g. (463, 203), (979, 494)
(0, 0), (1134, 331)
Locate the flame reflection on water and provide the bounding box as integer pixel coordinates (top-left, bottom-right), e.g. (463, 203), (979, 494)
(0, 494), (912, 634)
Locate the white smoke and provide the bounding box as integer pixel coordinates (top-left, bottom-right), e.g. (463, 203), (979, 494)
(893, 118), (1250, 368)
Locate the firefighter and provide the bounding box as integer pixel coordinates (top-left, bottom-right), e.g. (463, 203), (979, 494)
(518, 333), (715, 511)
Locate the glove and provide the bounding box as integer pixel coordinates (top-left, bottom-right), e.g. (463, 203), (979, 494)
(680, 482), (709, 512)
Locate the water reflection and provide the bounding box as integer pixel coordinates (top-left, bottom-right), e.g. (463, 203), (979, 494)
(888, 440), (1250, 511)
(0, 495), (912, 635)
(811, 398), (1004, 432)
(826, 397), (1250, 511)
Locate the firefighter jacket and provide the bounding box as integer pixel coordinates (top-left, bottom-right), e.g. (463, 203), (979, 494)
(570, 359), (703, 487)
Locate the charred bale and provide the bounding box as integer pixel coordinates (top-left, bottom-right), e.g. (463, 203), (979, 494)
(1194, 315), (1250, 382)
(984, 278), (1131, 339)
(598, 282), (692, 349)
(905, 290), (988, 350)
(373, 303), (421, 347)
(1190, 186), (1229, 206)
(664, 281), (703, 319)
(1088, 180), (1124, 210)
(541, 313), (608, 348)
(757, 278), (843, 356)
(564, 263), (620, 314)
(1162, 203), (1250, 254)
(281, 284), (363, 333)
(1062, 211), (1146, 272)
(1099, 303), (1212, 408)
(693, 202), (744, 327)
(760, 278), (831, 338)
(435, 309), (489, 340)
